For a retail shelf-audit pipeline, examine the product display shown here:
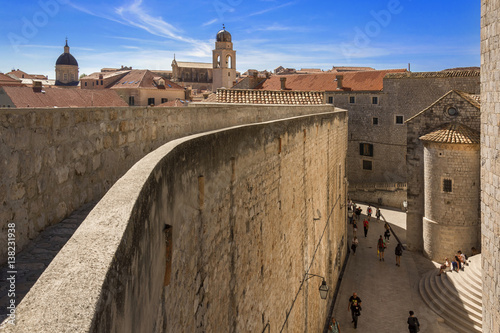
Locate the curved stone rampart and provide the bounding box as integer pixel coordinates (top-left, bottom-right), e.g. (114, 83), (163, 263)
(2, 109), (348, 332)
(0, 104), (334, 264)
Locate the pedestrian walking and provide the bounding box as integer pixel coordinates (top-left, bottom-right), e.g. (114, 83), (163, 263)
(353, 220), (358, 237)
(367, 205), (372, 217)
(375, 207), (381, 222)
(363, 218), (369, 238)
(348, 208), (353, 224)
(407, 310), (420, 333)
(395, 243), (403, 267)
(377, 235), (386, 261)
(351, 236), (359, 255)
(347, 292), (362, 329)
(328, 316), (341, 333)
(384, 228), (391, 243)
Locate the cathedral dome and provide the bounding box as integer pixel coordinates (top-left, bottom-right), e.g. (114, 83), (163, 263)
(56, 40), (78, 66)
(216, 28), (231, 42)
(56, 53), (78, 66)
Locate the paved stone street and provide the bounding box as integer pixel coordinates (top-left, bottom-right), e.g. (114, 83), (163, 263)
(0, 202), (96, 323)
(331, 204), (455, 333)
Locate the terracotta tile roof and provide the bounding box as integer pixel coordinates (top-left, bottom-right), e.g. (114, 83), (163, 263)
(385, 70), (480, 79)
(7, 70), (47, 80)
(419, 123), (480, 144)
(216, 88), (324, 104)
(82, 70), (130, 80)
(1, 86), (128, 108)
(0, 73), (24, 86)
(110, 70), (183, 90)
(255, 69), (406, 92)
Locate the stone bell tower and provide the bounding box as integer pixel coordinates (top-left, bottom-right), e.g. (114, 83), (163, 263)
(212, 25), (236, 91)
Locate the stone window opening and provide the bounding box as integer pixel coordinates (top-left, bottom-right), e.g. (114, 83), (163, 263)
(129, 96), (135, 106)
(395, 115), (404, 124)
(359, 143), (374, 157)
(148, 97), (155, 106)
(328, 96), (333, 104)
(362, 160), (373, 170)
(349, 96), (355, 104)
(446, 106), (458, 117)
(372, 96), (379, 105)
(373, 117), (378, 125)
(443, 178), (453, 193)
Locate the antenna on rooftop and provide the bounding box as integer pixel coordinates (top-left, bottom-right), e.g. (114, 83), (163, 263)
(223, 24), (225, 30)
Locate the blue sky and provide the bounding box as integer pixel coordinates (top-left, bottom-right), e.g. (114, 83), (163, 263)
(0, 0), (480, 79)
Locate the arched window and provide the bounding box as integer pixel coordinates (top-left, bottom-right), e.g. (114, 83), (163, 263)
(227, 55), (233, 69)
(216, 55), (221, 68)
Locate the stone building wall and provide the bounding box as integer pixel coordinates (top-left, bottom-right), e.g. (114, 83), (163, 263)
(422, 143), (480, 260)
(1, 109), (348, 333)
(0, 104), (335, 264)
(480, 0), (500, 331)
(327, 72), (479, 207)
(405, 91), (480, 251)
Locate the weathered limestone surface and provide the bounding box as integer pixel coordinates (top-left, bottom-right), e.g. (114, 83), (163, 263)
(0, 104), (333, 264)
(422, 143), (480, 260)
(405, 91), (480, 252)
(481, 1), (500, 331)
(1, 108), (348, 332)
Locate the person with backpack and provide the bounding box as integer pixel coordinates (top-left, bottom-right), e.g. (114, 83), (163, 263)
(367, 205), (372, 217)
(407, 310), (420, 332)
(384, 228), (391, 243)
(377, 235), (386, 261)
(395, 243), (403, 267)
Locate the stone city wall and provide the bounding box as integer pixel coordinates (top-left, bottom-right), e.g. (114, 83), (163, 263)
(348, 182), (407, 209)
(0, 104), (334, 264)
(2, 110), (348, 333)
(481, 0), (500, 331)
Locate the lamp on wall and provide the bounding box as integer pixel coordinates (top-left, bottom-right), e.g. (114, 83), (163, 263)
(305, 273), (329, 299)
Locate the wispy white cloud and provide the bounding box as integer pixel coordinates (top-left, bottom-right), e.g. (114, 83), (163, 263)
(65, 0), (212, 56)
(247, 1), (296, 17)
(202, 18), (218, 27)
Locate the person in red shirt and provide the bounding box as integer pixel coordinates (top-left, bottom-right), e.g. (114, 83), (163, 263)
(363, 218), (369, 238)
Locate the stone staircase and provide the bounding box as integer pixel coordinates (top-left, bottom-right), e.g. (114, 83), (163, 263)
(419, 254), (482, 333)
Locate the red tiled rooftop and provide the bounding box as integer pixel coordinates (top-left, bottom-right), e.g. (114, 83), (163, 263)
(110, 70), (183, 90)
(2, 86), (128, 108)
(256, 69), (406, 92)
(419, 123), (480, 144)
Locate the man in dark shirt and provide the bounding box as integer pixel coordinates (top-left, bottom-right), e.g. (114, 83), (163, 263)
(347, 292), (362, 329)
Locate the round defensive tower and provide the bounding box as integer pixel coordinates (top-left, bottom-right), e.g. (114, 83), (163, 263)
(421, 123), (480, 261)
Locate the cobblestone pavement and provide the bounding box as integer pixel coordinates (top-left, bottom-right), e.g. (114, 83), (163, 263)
(0, 202), (96, 323)
(331, 203), (455, 333)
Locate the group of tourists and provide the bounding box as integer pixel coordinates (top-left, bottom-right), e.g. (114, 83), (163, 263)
(438, 248), (474, 275)
(329, 201), (418, 332)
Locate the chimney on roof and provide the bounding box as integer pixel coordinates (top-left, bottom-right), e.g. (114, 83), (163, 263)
(280, 77), (287, 90)
(33, 81), (42, 93)
(336, 75), (343, 89)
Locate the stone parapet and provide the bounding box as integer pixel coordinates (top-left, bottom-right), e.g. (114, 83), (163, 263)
(0, 110), (348, 332)
(0, 104), (336, 264)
